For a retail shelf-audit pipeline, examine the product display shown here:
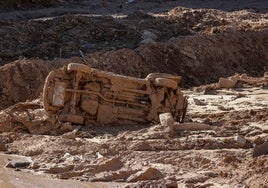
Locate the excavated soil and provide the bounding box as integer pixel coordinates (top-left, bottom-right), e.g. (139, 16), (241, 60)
(0, 0), (268, 187)
(0, 30), (267, 110)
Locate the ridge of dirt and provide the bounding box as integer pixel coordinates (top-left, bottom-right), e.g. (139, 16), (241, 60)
(0, 29), (267, 110)
(1, 7), (268, 64)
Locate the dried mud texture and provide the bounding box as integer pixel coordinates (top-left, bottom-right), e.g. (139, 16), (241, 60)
(1, 7), (268, 63)
(0, 79), (267, 187)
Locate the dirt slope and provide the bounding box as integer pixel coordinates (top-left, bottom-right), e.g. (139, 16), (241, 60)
(0, 30), (267, 110)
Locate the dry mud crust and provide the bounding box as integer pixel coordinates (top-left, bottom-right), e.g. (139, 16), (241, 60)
(0, 78), (267, 187)
(1, 7), (268, 63)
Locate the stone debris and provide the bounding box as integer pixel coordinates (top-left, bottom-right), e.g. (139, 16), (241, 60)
(127, 167), (164, 182)
(93, 157), (124, 173)
(5, 160), (31, 169)
(218, 77), (237, 88)
(128, 141), (153, 151)
(253, 140), (268, 158)
(140, 30), (157, 44)
(174, 122), (213, 131)
(234, 135), (247, 147)
(159, 113), (175, 135)
(0, 142), (7, 151)
(193, 98), (207, 106)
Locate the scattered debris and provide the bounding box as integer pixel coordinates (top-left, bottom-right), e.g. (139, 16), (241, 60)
(159, 113), (175, 134)
(218, 77), (237, 89)
(174, 122), (213, 131)
(0, 142), (7, 151)
(193, 98), (207, 106)
(234, 135), (247, 147)
(127, 167), (164, 182)
(5, 160), (31, 169)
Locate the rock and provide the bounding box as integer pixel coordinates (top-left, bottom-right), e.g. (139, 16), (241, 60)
(0, 142), (7, 151)
(218, 77), (237, 88)
(5, 161), (31, 168)
(234, 135), (247, 147)
(210, 27), (219, 34)
(165, 177), (178, 188)
(58, 171), (83, 179)
(141, 30), (157, 41)
(129, 140), (152, 151)
(45, 164), (75, 174)
(140, 38), (155, 44)
(159, 113), (174, 128)
(174, 122), (212, 131)
(264, 72), (268, 80)
(94, 157), (124, 173)
(253, 139), (268, 158)
(159, 113), (174, 126)
(240, 73), (248, 79)
(91, 169), (137, 182)
(126, 0), (136, 4)
(184, 174), (209, 184)
(218, 105), (234, 111)
(127, 167), (164, 182)
(159, 113), (175, 135)
(193, 98), (206, 106)
(253, 136), (265, 145)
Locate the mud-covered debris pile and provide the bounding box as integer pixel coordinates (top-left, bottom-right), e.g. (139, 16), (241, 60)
(168, 7), (268, 33)
(0, 15), (140, 63)
(218, 72), (268, 88)
(1, 7), (268, 63)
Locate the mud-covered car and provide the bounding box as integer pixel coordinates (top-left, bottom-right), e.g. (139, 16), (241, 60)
(43, 63), (187, 125)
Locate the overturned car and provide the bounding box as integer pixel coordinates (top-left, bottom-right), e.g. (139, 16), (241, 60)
(43, 63), (188, 126)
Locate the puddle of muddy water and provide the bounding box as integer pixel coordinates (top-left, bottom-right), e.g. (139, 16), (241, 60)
(0, 153), (121, 188)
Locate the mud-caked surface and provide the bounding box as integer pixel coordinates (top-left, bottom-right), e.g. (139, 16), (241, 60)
(1, 0), (268, 187)
(0, 74), (267, 187)
(0, 31), (267, 110)
(0, 1), (268, 109)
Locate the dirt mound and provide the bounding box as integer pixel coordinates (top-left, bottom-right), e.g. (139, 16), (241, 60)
(0, 58), (84, 110)
(1, 8), (268, 64)
(0, 29), (267, 109)
(86, 30), (268, 87)
(0, 0), (58, 10)
(0, 15), (140, 63)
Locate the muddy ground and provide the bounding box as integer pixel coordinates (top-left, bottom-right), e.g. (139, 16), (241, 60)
(0, 0), (268, 187)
